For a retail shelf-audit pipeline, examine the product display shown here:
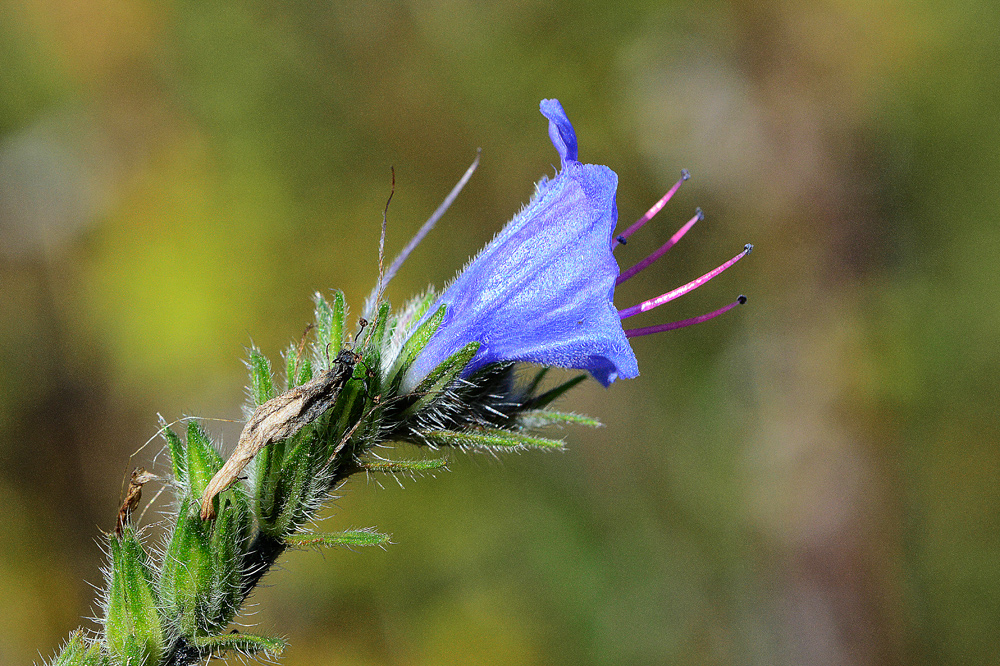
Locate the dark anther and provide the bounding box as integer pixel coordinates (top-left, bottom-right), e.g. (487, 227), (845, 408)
(616, 235), (627, 245)
(351, 317), (370, 348)
(737, 295), (748, 305)
(681, 168), (691, 180)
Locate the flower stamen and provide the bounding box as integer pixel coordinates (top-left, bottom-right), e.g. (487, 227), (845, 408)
(618, 244), (753, 319)
(616, 208), (703, 286)
(612, 169), (690, 249)
(624, 295), (747, 338)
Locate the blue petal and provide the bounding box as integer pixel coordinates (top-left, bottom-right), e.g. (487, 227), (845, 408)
(540, 98), (578, 164)
(402, 100), (638, 391)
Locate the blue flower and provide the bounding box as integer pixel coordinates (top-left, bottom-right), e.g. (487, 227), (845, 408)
(402, 99), (638, 390)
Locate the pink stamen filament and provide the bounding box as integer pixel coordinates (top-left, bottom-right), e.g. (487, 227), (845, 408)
(618, 244), (753, 320)
(612, 169), (690, 249)
(624, 296), (747, 338)
(616, 208), (702, 286)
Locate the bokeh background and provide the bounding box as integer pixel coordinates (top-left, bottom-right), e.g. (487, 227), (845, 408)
(1, 0), (996, 664)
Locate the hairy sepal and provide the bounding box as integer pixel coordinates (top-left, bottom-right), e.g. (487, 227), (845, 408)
(266, 434), (319, 537)
(210, 485), (253, 620)
(362, 302), (392, 369)
(359, 458), (448, 473)
(159, 495), (245, 636)
(420, 428), (565, 451)
(192, 632), (286, 657)
(314, 290), (346, 362)
(525, 373), (588, 409)
(518, 410), (602, 429)
(286, 528), (391, 549)
(160, 420), (187, 488)
(386, 304), (446, 388)
(184, 422), (223, 504)
(50, 630), (104, 666)
(158, 498), (215, 635)
(284, 341), (313, 390)
(248, 347), (276, 407)
(401, 341), (480, 420)
(104, 526), (164, 666)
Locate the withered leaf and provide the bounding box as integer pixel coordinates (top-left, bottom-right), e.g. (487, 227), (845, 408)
(200, 350), (358, 519)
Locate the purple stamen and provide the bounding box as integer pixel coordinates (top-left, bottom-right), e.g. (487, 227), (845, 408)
(612, 169), (690, 250)
(624, 295), (747, 338)
(618, 244), (753, 320)
(616, 208), (703, 286)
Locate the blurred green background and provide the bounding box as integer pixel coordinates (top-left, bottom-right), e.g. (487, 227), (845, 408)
(1, 0), (996, 664)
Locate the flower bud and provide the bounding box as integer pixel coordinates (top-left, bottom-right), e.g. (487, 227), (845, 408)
(104, 526), (164, 666)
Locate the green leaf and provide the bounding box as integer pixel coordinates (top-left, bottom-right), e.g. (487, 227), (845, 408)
(420, 428), (565, 451)
(525, 374), (588, 409)
(286, 528), (391, 549)
(359, 458), (448, 473)
(518, 410), (602, 429)
(193, 632), (286, 656)
(387, 304), (446, 386)
(105, 526), (164, 666)
(248, 348), (275, 406)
